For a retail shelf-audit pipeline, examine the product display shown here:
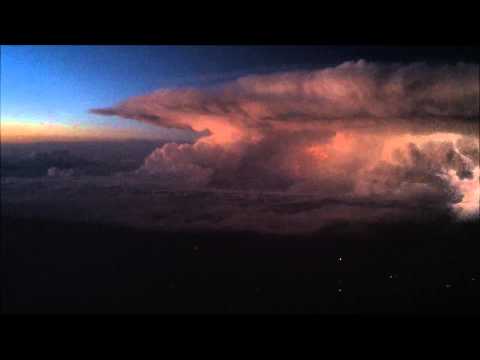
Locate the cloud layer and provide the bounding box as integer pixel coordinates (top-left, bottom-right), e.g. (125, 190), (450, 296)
(92, 60), (479, 136)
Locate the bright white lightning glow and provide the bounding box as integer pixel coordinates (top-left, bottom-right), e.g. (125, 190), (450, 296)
(445, 166), (480, 219)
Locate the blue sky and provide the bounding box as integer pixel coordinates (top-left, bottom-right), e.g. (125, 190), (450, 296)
(1, 45), (337, 140)
(1, 46), (204, 128)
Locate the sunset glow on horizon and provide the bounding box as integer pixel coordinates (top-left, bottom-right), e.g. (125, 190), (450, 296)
(0, 119), (182, 143)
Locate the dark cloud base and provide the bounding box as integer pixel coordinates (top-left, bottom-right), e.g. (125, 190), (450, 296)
(1, 177), (463, 234)
(3, 215), (479, 314)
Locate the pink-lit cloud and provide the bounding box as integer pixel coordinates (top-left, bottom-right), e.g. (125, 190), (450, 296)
(92, 60), (480, 219)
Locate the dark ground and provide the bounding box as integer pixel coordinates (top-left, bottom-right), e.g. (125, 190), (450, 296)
(2, 216), (479, 314)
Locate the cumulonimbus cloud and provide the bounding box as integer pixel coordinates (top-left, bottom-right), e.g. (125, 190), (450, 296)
(91, 60), (480, 219)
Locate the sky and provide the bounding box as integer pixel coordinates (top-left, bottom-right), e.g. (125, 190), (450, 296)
(1, 45), (478, 225)
(2, 45), (477, 142)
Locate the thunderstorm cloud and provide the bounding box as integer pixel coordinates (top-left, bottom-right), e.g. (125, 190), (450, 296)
(89, 61), (480, 226)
